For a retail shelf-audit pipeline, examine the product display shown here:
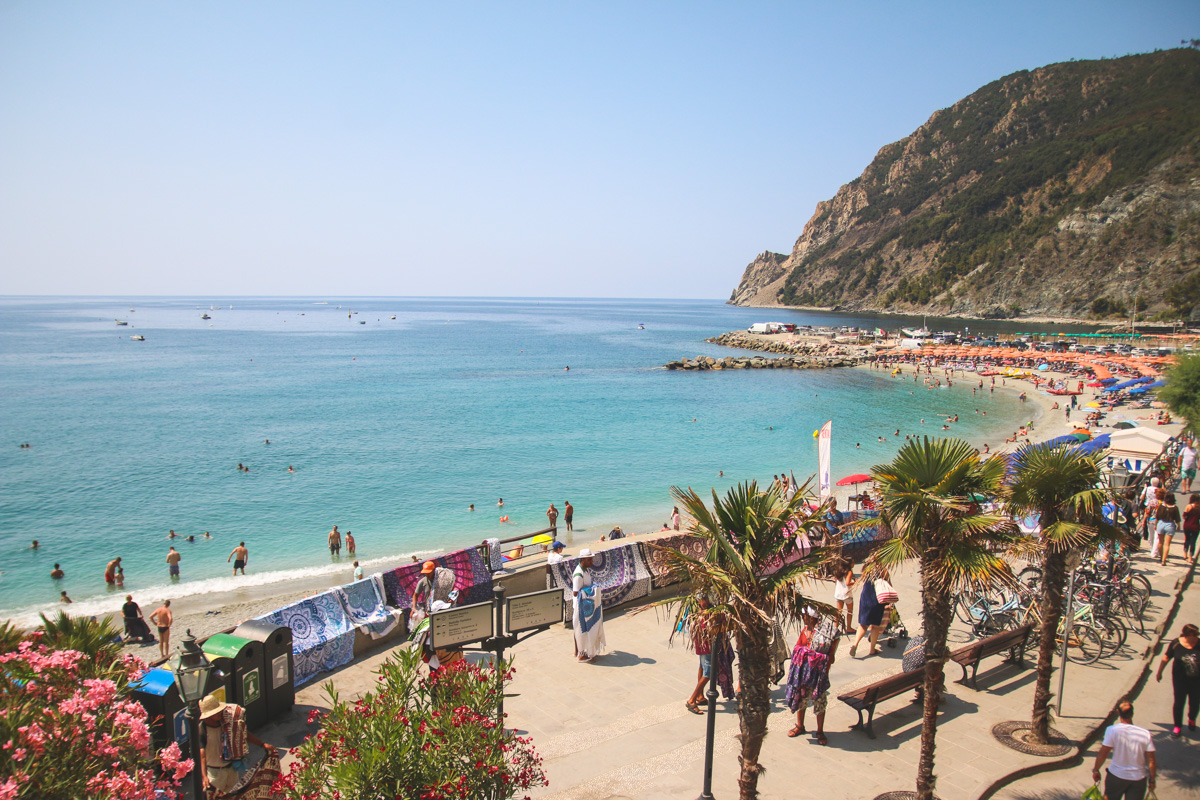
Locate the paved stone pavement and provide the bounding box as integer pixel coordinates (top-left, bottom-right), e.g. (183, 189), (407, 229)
(254, 537), (1196, 800)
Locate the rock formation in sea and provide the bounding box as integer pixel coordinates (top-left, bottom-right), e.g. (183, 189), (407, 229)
(729, 48), (1200, 322)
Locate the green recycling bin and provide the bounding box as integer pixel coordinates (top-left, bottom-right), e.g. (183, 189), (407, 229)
(202, 633), (267, 729)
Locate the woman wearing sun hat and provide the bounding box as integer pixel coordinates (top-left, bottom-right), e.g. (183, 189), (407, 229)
(197, 693), (275, 794)
(572, 549), (606, 662)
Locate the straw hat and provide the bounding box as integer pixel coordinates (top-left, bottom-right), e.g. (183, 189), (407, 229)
(198, 693), (228, 720)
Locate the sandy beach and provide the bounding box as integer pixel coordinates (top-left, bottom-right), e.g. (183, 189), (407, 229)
(108, 362), (1113, 665)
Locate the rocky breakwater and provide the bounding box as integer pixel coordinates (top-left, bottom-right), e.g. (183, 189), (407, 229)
(664, 333), (865, 371)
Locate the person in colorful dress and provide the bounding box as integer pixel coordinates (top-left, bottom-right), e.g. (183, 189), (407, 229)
(785, 606), (840, 745)
(572, 549), (606, 662)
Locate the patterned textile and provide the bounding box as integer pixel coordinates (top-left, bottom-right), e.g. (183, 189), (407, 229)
(257, 591), (355, 686)
(784, 648), (831, 712)
(548, 543), (653, 621)
(486, 538), (502, 571)
(641, 534), (707, 589)
(219, 705), (247, 762)
(333, 575), (400, 639)
(576, 584), (602, 633)
(381, 547), (493, 610)
(216, 752), (282, 800)
(713, 634), (736, 700)
(840, 510), (892, 562)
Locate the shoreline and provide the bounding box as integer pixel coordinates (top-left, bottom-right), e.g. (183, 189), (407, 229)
(23, 362), (1119, 650)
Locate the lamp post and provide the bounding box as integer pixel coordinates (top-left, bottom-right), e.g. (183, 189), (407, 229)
(172, 630), (213, 800)
(698, 666), (718, 800)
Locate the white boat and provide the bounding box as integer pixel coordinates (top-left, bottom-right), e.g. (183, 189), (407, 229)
(902, 317), (930, 339)
(201, 313), (211, 320)
(116, 320), (129, 326)
(391, 315), (397, 320)
(637, 324), (645, 330)
(130, 335), (145, 341)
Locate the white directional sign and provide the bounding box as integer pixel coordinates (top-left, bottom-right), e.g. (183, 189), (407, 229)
(430, 601), (495, 649)
(505, 589), (564, 634)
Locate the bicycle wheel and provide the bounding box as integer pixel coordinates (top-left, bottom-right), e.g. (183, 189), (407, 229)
(1016, 566), (1043, 592)
(1128, 574), (1151, 597)
(1094, 616), (1127, 656)
(1062, 624), (1104, 665)
(953, 596), (975, 625)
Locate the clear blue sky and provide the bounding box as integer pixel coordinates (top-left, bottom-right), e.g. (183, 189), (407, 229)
(1, 2), (1196, 298)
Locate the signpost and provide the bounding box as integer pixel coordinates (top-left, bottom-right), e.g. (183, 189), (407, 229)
(426, 585), (562, 724)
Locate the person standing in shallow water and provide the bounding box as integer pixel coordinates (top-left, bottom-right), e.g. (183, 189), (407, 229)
(564, 501), (574, 533)
(328, 525), (342, 556)
(546, 503), (559, 531)
(228, 542), (248, 575)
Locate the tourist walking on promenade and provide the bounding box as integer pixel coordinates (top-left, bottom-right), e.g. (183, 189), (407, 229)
(785, 607), (839, 745)
(685, 595), (713, 714)
(572, 549), (605, 662)
(149, 600), (173, 659)
(833, 557), (855, 633)
(546, 503), (559, 530)
(1155, 493), (1181, 565)
(1179, 441), (1197, 492)
(328, 525), (342, 555)
(1156, 623), (1199, 738)
(849, 568), (893, 658)
(228, 542), (248, 575)
(1092, 701), (1155, 799)
(564, 501), (574, 532)
(1182, 493), (1200, 565)
(166, 545), (181, 578)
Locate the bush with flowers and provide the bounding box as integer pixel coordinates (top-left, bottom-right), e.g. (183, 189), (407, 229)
(274, 645), (547, 800)
(0, 627), (192, 800)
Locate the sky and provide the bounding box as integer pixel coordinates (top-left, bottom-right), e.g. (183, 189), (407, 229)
(1, 2), (1196, 299)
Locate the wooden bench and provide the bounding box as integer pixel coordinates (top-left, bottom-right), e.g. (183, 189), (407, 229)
(948, 624), (1033, 688)
(836, 668), (924, 739)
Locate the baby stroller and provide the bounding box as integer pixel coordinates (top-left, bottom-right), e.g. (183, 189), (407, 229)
(881, 606), (909, 648)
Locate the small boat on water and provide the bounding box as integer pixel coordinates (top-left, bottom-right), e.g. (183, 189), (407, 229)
(637, 324), (645, 330)
(391, 315), (397, 320)
(201, 313), (211, 320)
(116, 319), (129, 326)
(359, 320), (366, 325)
(130, 335), (145, 341)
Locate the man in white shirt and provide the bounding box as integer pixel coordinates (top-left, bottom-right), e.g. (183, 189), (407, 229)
(546, 540), (566, 565)
(1092, 701), (1155, 800)
(1180, 443), (1197, 492)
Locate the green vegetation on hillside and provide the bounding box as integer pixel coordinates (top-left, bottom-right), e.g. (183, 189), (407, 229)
(777, 49), (1200, 314)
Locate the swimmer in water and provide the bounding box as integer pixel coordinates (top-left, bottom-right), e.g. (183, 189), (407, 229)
(51, 563), (64, 579)
(265, 439), (270, 444)
(203, 531), (212, 538)
(497, 498), (504, 507)
(288, 465), (295, 473)
(168, 530), (178, 539)
(60, 591), (72, 604)
(469, 503), (475, 511)
(30, 540), (39, 550)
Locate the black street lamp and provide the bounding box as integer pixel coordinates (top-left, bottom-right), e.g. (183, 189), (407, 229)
(171, 630), (213, 800)
(698, 667), (718, 800)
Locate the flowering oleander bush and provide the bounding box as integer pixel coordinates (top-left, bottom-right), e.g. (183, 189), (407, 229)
(274, 646), (547, 800)
(0, 624), (193, 799)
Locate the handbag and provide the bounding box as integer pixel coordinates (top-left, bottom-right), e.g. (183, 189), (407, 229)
(875, 578), (899, 606)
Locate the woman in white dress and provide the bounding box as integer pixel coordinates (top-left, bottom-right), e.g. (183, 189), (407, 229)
(572, 549), (606, 662)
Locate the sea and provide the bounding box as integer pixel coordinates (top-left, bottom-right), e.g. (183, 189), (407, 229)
(0, 297), (1088, 626)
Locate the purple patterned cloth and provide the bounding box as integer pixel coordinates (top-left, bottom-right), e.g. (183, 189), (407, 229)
(641, 534), (708, 589)
(548, 543), (653, 620)
(381, 546), (493, 609)
(784, 647), (830, 712)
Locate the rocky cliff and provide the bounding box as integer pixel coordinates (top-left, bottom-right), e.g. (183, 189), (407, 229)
(729, 49), (1200, 322)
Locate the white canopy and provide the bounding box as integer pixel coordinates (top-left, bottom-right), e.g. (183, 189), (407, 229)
(1108, 427), (1172, 472)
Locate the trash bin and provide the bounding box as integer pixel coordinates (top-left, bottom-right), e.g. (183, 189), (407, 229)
(202, 633), (268, 729)
(129, 668), (187, 751)
(129, 666), (226, 750)
(233, 619), (295, 720)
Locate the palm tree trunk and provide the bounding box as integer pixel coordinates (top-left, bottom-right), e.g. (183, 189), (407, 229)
(735, 620), (772, 800)
(1031, 547), (1067, 744)
(917, 566), (952, 800)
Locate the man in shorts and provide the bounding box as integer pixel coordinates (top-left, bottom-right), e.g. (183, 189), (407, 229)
(228, 542), (248, 575)
(149, 600), (173, 659)
(564, 501), (574, 533)
(105, 557), (121, 585)
(1093, 701), (1155, 799)
(166, 546), (181, 578)
(328, 525), (342, 555)
(1180, 443), (1197, 493)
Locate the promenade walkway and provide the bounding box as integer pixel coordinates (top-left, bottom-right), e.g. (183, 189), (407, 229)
(259, 543), (1196, 800)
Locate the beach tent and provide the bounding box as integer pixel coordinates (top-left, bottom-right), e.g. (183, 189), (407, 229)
(1107, 427), (1172, 474)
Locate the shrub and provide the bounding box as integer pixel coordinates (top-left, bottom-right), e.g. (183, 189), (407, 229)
(274, 646), (546, 800)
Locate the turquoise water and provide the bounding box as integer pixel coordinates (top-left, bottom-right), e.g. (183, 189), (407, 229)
(0, 297), (1039, 625)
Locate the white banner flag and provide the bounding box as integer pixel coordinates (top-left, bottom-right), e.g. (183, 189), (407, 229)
(818, 420), (832, 499)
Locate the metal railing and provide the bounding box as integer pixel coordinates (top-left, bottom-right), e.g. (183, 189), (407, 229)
(478, 525), (558, 567)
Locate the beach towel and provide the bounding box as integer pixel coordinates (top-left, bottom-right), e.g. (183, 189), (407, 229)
(548, 543), (653, 620)
(333, 575), (400, 639)
(641, 534), (707, 589)
(381, 547), (493, 609)
(257, 590), (355, 686)
(485, 538), (502, 571)
(571, 581), (606, 658)
(214, 751), (282, 800)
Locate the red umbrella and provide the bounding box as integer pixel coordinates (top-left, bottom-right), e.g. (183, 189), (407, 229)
(836, 474), (872, 486)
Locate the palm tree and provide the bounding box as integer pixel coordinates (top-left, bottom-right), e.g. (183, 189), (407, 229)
(866, 437), (1021, 800)
(36, 612), (129, 680)
(1006, 443), (1124, 744)
(662, 480), (831, 800)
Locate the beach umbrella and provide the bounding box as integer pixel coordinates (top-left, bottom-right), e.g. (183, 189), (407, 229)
(1069, 432), (1091, 442)
(1084, 402), (1101, 408)
(531, 533), (554, 545)
(1037, 364), (1049, 371)
(836, 473), (872, 486)
(1113, 421), (1137, 429)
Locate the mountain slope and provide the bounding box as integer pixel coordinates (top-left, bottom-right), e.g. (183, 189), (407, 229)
(729, 49), (1200, 321)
